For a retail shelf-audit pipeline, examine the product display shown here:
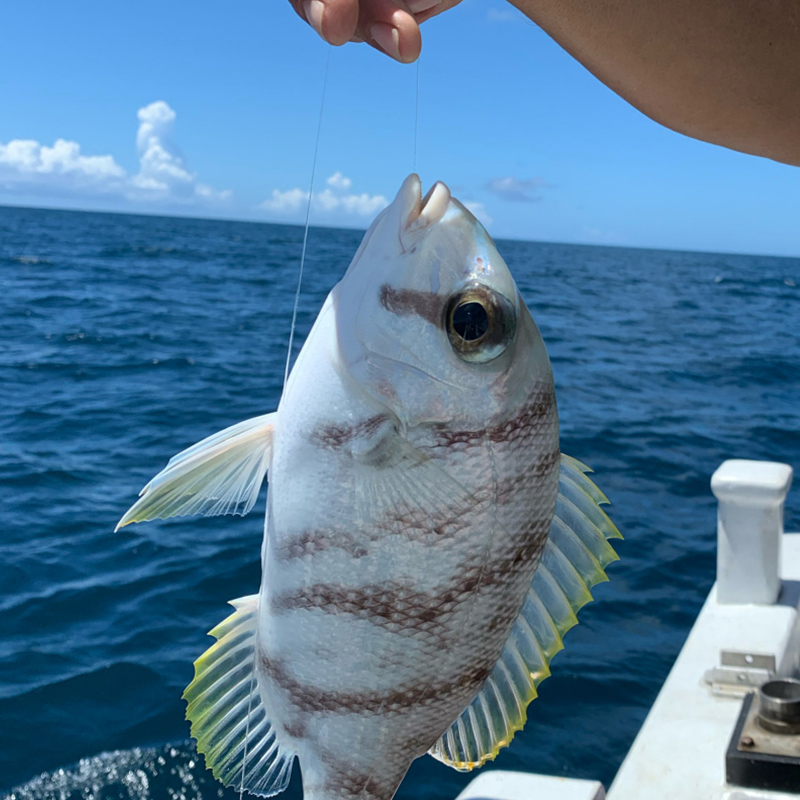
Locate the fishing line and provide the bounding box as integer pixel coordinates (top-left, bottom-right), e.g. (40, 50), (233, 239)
(241, 45), (415, 798)
(283, 45), (332, 389)
(413, 57), (421, 174)
(239, 45), (331, 800)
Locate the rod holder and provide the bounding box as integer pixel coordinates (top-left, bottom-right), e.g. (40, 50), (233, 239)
(757, 678), (800, 734)
(712, 460), (793, 605)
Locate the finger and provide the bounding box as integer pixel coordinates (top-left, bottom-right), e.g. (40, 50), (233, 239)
(290, 0), (360, 46)
(406, 0), (445, 14)
(410, 0), (463, 25)
(354, 0), (422, 62)
(289, 0), (462, 60)
(355, 0), (463, 61)
(320, 0), (361, 45)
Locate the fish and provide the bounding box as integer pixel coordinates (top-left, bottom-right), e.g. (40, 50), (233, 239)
(117, 174), (621, 800)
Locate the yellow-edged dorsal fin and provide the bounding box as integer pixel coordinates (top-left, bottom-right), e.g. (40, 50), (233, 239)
(428, 454), (621, 771)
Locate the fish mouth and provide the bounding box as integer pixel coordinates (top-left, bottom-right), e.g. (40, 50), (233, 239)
(398, 174), (452, 246)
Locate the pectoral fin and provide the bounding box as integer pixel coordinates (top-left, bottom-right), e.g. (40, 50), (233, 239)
(116, 413), (276, 530)
(428, 454), (621, 771)
(350, 418), (475, 530)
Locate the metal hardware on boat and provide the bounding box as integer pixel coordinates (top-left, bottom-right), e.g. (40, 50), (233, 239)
(727, 681), (800, 792)
(704, 650), (776, 697)
(756, 678), (800, 734)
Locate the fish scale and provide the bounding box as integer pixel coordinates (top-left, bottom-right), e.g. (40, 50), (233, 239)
(118, 174), (620, 799)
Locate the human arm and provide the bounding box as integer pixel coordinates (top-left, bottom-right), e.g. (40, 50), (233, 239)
(513, 0), (800, 166)
(289, 0), (800, 166)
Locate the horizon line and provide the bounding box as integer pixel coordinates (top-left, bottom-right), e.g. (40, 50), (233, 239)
(1, 199), (798, 262)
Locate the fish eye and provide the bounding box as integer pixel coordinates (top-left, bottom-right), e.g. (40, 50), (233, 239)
(452, 302), (489, 342)
(444, 283), (516, 363)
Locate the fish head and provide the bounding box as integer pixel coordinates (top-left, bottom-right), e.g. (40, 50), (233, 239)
(334, 174), (554, 429)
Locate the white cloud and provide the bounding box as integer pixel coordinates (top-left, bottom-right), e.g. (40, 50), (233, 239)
(316, 188), (387, 216)
(130, 101), (229, 202)
(0, 101), (230, 206)
(260, 173), (388, 220)
(485, 176), (551, 203)
(326, 171), (352, 190)
(0, 138), (126, 194)
(261, 187), (308, 214)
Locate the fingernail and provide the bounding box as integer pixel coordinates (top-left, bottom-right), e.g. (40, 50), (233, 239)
(304, 0), (325, 38)
(370, 21), (401, 61)
(407, 0), (442, 12)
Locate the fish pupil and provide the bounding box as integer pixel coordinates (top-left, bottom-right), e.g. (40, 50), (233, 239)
(452, 302), (489, 341)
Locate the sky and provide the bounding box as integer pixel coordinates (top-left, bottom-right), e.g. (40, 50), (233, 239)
(1, 1), (798, 256)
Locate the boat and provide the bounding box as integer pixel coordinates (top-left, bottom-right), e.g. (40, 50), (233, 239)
(456, 458), (798, 800)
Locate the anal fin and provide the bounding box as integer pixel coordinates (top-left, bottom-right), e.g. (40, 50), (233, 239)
(429, 454), (621, 771)
(183, 595), (294, 796)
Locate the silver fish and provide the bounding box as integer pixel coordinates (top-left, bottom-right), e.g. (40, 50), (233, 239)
(118, 175), (620, 800)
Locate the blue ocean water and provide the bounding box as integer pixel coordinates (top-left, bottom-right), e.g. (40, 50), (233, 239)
(1, 203), (799, 799)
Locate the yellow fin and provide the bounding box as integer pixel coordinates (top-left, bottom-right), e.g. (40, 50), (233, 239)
(428, 454), (620, 771)
(183, 595), (294, 796)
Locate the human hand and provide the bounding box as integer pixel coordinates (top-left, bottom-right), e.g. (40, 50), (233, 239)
(288, 0), (463, 63)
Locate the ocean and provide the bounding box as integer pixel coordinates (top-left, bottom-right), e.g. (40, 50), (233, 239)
(1, 204), (799, 799)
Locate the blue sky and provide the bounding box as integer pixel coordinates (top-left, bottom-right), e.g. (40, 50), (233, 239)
(1, 1), (798, 256)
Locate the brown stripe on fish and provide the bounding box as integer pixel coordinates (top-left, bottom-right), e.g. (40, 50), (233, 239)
(494, 446), (561, 504)
(379, 284), (442, 327)
(273, 523), (550, 636)
(276, 528), (370, 561)
(273, 580), (465, 641)
(276, 506), (470, 562)
(424, 516), (551, 596)
(484, 520), (551, 582)
(261, 652), (494, 717)
(311, 414), (388, 450)
(501, 528), (549, 574)
(373, 504), (469, 543)
(433, 387), (556, 450)
(466, 444), (560, 506)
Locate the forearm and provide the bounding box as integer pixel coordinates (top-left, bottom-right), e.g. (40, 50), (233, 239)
(511, 0), (800, 165)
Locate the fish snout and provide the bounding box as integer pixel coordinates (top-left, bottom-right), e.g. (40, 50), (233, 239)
(396, 174), (452, 249)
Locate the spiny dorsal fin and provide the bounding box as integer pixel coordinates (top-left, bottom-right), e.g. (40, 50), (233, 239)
(116, 413), (276, 530)
(183, 595), (294, 796)
(428, 454), (621, 771)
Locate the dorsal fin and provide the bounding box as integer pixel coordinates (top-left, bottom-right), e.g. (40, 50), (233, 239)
(183, 595), (295, 796)
(428, 455), (621, 771)
(116, 413), (275, 530)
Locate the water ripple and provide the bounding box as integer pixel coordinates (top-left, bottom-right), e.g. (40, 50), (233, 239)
(1, 205), (798, 796)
